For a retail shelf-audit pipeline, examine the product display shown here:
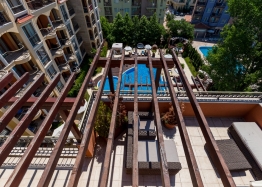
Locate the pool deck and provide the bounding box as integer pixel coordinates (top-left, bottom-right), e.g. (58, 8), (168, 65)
(192, 40), (215, 62)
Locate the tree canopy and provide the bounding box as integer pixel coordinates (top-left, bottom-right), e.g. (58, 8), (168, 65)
(206, 0), (262, 91)
(166, 19), (194, 40)
(101, 13), (165, 46)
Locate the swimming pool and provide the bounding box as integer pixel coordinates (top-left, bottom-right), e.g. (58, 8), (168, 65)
(199, 46), (213, 58)
(97, 64), (165, 92)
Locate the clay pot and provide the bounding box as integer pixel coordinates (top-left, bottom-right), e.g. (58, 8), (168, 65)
(164, 123), (176, 129)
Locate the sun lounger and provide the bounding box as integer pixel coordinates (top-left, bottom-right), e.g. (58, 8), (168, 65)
(228, 122), (262, 180)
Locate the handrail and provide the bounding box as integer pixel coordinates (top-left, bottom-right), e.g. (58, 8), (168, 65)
(29, 66), (40, 75)
(2, 43), (25, 57)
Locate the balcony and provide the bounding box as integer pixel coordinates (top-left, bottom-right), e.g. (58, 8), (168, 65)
(7, 0), (26, 15)
(52, 19), (66, 30)
(197, 1), (207, 6)
(50, 46), (64, 57)
(73, 23), (80, 33)
(26, 0), (55, 12)
(0, 70), (8, 79)
(59, 38), (71, 48)
(70, 62), (80, 74)
(104, 11), (112, 15)
(65, 54), (76, 62)
(92, 19), (96, 25)
(212, 12), (222, 17)
(0, 11), (11, 27)
(3, 44), (31, 65)
(77, 36), (83, 46)
(58, 62), (70, 73)
(216, 2), (226, 7)
(94, 32), (98, 38)
(83, 7), (88, 13)
(40, 28), (56, 39)
(86, 22), (92, 28)
(104, 2), (111, 6)
(68, 7), (75, 17)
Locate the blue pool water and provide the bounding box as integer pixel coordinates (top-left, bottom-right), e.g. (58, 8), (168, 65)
(97, 64), (165, 91)
(199, 46), (213, 57)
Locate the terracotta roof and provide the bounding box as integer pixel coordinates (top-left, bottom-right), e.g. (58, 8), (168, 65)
(16, 14), (34, 24)
(194, 22), (210, 29)
(57, 0), (67, 3)
(184, 15), (192, 22)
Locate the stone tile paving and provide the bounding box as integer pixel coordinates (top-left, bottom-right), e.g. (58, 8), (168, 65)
(0, 118), (255, 187)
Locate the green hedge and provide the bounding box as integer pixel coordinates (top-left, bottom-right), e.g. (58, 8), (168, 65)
(184, 57), (197, 77)
(67, 58), (92, 97)
(183, 43), (203, 71)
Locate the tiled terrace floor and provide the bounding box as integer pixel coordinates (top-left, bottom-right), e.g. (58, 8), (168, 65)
(0, 117), (255, 187)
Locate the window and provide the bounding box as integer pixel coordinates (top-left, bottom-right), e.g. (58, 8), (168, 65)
(114, 8), (118, 13)
(60, 5), (69, 22)
(114, 0), (119, 3)
(47, 65), (57, 79)
(71, 38), (78, 51)
(124, 8), (129, 14)
(207, 8), (211, 13)
(221, 19), (226, 24)
(76, 51), (82, 63)
(210, 17), (215, 22)
(98, 22), (101, 32)
(22, 23), (40, 47)
(36, 46), (50, 66)
(66, 23), (73, 37)
(56, 81), (64, 92)
(203, 17), (208, 22)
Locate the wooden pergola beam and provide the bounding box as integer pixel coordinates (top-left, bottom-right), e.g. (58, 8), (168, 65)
(7, 97), (77, 109)
(0, 72), (13, 90)
(132, 55), (139, 187)
(171, 50), (236, 187)
(0, 72), (29, 109)
(67, 50), (114, 187)
(0, 74), (60, 166)
(4, 73), (76, 187)
(160, 49), (204, 187)
(148, 51), (171, 187)
(0, 73), (45, 133)
(35, 41), (105, 187)
(99, 50), (125, 187)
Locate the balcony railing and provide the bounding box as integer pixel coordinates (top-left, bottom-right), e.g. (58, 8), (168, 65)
(7, 1), (25, 14)
(0, 11), (11, 26)
(2, 43), (31, 64)
(58, 62), (69, 72)
(65, 54), (75, 62)
(70, 64), (80, 74)
(68, 7), (75, 16)
(26, 0), (55, 11)
(216, 2), (226, 7)
(77, 36), (83, 45)
(51, 19), (65, 29)
(197, 1), (207, 5)
(105, 11), (112, 15)
(50, 45), (63, 57)
(104, 2), (111, 6)
(92, 19), (96, 25)
(59, 38), (70, 46)
(73, 23), (80, 32)
(39, 27), (56, 38)
(94, 32), (98, 38)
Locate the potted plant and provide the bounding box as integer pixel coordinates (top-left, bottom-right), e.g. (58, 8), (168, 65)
(152, 49), (156, 57)
(161, 103), (177, 129)
(94, 95), (127, 140)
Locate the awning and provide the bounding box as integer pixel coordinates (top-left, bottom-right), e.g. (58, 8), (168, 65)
(207, 30), (215, 33)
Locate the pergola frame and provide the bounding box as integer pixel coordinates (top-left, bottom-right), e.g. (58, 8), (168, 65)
(0, 40), (237, 187)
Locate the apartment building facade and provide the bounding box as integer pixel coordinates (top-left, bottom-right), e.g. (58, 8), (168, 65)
(0, 0), (102, 135)
(98, 0), (166, 24)
(191, 0), (230, 37)
(167, 0), (196, 12)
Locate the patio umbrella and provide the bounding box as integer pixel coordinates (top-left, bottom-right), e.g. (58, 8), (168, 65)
(152, 44), (158, 50)
(124, 46), (132, 51)
(145, 44), (152, 50)
(164, 54), (172, 58)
